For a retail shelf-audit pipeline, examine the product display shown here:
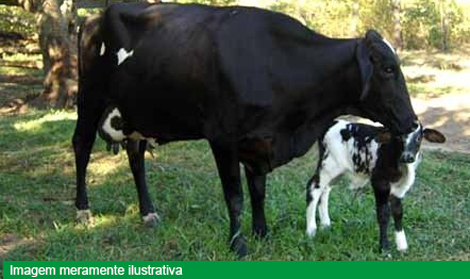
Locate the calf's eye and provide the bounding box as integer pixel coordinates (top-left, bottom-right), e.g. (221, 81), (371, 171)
(384, 67), (394, 74)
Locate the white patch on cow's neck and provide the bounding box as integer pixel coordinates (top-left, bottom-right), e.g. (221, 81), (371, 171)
(102, 108), (126, 141)
(100, 43), (106, 56)
(391, 152), (420, 198)
(395, 230), (408, 252)
(383, 38), (396, 54)
(117, 48), (134, 65)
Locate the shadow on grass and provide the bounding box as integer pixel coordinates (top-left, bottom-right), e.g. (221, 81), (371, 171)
(415, 99), (470, 154)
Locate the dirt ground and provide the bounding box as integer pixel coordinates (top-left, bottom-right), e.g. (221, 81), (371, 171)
(413, 93), (470, 154)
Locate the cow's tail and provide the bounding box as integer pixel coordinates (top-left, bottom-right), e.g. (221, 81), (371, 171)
(77, 13), (107, 94)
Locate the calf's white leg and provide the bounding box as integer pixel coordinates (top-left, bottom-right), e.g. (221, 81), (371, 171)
(318, 186), (332, 228)
(307, 156), (342, 237)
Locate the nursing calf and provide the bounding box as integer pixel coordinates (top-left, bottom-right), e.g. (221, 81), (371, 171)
(306, 120), (445, 252)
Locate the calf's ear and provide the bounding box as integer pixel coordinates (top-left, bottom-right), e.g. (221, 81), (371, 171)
(423, 129), (446, 143)
(356, 41), (373, 101)
(375, 128), (392, 144)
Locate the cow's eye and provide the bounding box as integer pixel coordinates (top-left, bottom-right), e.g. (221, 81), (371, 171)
(383, 66), (394, 74)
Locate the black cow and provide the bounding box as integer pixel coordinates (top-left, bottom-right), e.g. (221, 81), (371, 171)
(73, 2), (417, 256)
(306, 120), (445, 253)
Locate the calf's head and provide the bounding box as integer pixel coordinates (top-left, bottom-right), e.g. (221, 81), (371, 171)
(377, 122), (446, 163)
(356, 30), (417, 135)
(400, 122), (446, 163)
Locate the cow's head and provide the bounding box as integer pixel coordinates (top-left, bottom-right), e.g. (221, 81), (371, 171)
(356, 30), (417, 135)
(400, 122), (446, 163)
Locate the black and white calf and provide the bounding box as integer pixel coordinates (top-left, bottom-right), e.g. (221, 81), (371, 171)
(306, 120), (445, 252)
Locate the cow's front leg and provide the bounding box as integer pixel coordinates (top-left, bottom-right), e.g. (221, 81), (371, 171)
(372, 180), (391, 254)
(244, 166), (267, 238)
(126, 139), (159, 227)
(210, 141), (247, 257)
(390, 195), (408, 252)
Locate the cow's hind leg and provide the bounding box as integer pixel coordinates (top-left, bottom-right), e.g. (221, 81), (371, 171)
(72, 95), (105, 223)
(210, 141), (247, 257)
(244, 166), (267, 238)
(126, 139), (159, 227)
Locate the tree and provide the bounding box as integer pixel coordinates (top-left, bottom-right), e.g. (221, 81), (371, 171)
(350, 0), (359, 36)
(13, 0), (78, 108)
(392, 0), (402, 50)
(439, 0), (449, 51)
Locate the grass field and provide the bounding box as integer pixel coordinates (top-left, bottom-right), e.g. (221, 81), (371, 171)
(0, 110), (469, 265)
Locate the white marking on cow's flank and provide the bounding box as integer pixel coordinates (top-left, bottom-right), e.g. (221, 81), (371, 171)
(117, 48), (134, 65)
(102, 108), (126, 142)
(383, 38), (396, 54)
(395, 230), (408, 252)
(100, 43), (106, 56)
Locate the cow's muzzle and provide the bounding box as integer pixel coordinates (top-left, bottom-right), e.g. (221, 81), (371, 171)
(400, 152), (415, 163)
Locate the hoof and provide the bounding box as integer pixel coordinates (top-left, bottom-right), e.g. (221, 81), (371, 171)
(306, 227), (317, 238)
(142, 213), (161, 227)
(320, 221), (331, 229)
(395, 230), (408, 253)
(379, 247), (392, 258)
(397, 247), (408, 253)
(230, 234), (248, 258)
(76, 209), (94, 224)
(252, 225), (268, 239)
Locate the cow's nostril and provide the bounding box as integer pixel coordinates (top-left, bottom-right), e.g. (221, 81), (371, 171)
(400, 153), (415, 163)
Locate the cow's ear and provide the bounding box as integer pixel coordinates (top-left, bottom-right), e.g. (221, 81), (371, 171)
(423, 128), (446, 143)
(356, 40), (373, 101)
(365, 29), (383, 42)
(375, 128), (391, 144)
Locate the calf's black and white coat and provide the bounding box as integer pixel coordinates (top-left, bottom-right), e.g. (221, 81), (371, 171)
(306, 120), (445, 252)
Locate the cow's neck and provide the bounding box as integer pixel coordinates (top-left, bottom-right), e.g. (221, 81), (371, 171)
(272, 39), (366, 167)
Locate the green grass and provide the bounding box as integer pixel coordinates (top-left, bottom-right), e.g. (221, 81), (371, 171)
(0, 110), (469, 263)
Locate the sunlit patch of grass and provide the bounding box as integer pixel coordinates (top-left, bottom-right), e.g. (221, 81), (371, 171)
(2, 53), (42, 63)
(13, 110), (76, 132)
(0, 66), (42, 77)
(87, 152), (129, 184)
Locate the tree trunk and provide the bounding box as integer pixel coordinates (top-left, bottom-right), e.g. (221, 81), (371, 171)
(392, 0), (402, 50)
(16, 0), (78, 109)
(350, 0), (359, 37)
(440, 0), (449, 51)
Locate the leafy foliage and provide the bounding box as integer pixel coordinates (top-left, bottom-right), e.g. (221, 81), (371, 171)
(1, 0), (469, 50)
(0, 5), (35, 35)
